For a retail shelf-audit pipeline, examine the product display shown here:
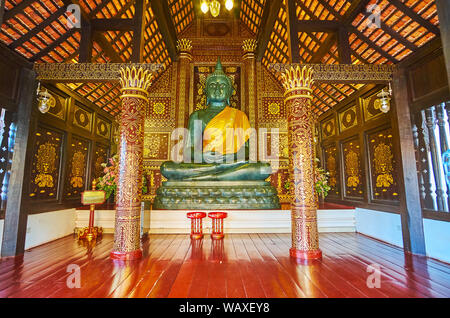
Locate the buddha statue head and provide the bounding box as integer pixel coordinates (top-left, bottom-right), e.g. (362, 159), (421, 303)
(205, 57), (234, 108)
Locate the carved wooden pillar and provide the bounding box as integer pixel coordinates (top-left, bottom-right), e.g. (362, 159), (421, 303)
(281, 65), (322, 261)
(242, 39), (257, 127)
(176, 39), (193, 127)
(110, 66), (152, 260)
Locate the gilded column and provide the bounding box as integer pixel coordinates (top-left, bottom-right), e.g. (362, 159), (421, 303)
(111, 66), (152, 260)
(281, 65), (322, 261)
(242, 39), (257, 128)
(176, 38), (193, 127)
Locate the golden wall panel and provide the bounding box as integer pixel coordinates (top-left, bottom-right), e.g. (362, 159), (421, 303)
(29, 126), (63, 200)
(72, 104), (93, 132)
(339, 105), (358, 132)
(367, 127), (399, 202)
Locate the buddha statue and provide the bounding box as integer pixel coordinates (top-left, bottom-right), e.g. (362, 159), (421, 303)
(153, 58), (280, 210)
(160, 58), (271, 181)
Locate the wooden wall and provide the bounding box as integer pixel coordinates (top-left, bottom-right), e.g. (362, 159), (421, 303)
(25, 84), (115, 214)
(318, 84), (401, 213)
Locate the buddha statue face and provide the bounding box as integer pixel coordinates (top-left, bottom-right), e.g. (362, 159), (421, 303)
(205, 58), (233, 108)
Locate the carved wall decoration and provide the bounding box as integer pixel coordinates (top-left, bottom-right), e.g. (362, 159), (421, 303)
(193, 65), (241, 111)
(95, 116), (111, 139)
(29, 127), (63, 200)
(261, 97), (285, 120)
(368, 128), (399, 202)
(342, 138), (364, 199)
(147, 97), (171, 119)
(72, 104), (92, 132)
(64, 136), (89, 198)
(260, 130), (289, 161)
(339, 105), (358, 132)
(321, 117), (336, 139)
(361, 90), (385, 122)
(143, 132), (170, 160)
(324, 143), (340, 197)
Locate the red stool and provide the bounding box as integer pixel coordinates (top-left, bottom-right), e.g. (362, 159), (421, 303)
(208, 212), (228, 240)
(187, 212), (207, 239)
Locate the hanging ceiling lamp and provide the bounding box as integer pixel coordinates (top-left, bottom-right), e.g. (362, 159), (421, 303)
(210, 0), (221, 17)
(36, 82), (52, 114)
(375, 82), (392, 113)
(200, 0), (233, 17)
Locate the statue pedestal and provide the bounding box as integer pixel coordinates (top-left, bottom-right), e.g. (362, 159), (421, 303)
(153, 180), (280, 210)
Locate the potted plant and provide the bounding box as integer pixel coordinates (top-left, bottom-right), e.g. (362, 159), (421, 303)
(315, 158), (331, 204)
(96, 154), (148, 204)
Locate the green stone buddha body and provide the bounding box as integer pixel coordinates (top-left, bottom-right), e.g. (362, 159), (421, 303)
(160, 58), (271, 181)
(154, 58), (280, 210)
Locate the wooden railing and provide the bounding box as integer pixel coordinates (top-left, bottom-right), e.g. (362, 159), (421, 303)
(413, 101), (450, 219)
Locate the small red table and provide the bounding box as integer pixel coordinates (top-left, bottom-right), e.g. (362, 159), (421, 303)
(187, 212), (207, 239)
(208, 212), (228, 240)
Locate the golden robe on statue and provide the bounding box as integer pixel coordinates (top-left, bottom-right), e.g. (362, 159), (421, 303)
(202, 106), (251, 155)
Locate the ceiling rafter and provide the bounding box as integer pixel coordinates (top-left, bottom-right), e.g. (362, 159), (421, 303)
(389, 0), (440, 35)
(256, 0), (283, 61)
(150, 0), (178, 61)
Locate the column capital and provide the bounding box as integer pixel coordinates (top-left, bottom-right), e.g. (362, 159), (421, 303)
(119, 66), (153, 100)
(177, 38), (193, 60)
(242, 39), (258, 55)
(281, 65), (314, 101)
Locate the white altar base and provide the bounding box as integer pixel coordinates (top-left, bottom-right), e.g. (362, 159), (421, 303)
(75, 208), (355, 234)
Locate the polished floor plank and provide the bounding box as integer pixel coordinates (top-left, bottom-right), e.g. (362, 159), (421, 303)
(1, 232), (450, 298)
(323, 233), (450, 297)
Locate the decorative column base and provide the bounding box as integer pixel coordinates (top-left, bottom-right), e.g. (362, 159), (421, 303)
(289, 248), (322, 260)
(110, 249), (143, 261)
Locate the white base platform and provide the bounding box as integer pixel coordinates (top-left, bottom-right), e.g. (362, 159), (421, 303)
(75, 208), (355, 234)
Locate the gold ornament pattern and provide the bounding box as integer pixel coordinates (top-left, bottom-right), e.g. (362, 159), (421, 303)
(369, 128), (398, 201)
(30, 128), (62, 200)
(64, 137), (89, 197)
(324, 144), (339, 196)
(34, 143), (57, 188)
(374, 143), (394, 188)
(283, 65), (321, 255)
(343, 139), (363, 198)
(113, 66), (152, 257)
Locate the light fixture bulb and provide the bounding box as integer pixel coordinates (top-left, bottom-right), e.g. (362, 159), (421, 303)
(225, 0), (233, 11)
(201, 1), (209, 13)
(210, 0), (220, 17)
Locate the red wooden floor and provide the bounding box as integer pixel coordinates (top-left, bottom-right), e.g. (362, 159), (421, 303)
(1, 233), (450, 298)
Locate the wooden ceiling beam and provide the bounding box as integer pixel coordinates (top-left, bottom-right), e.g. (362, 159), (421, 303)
(31, 28), (76, 61)
(3, 0), (34, 21)
(287, 0), (300, 63)
(0, 0), (5, 25)
(296, 20), (341, 32)
(92, 32), (122, 62)
(79, 15), (93, 63)
(307, 0), (372, 64)
(131, 0), (145, 63)
(256, 0), (283, 61)
(9, 6), (67, 49)
(350, 26), (398, 63)
(390, 0), (440, 35)
(150, 0), (178, 61)
(90, 18), (134, 31)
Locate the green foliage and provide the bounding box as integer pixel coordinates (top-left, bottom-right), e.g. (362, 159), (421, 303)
(315, 158), (331, 199)
(96, 154), (147, 200)
(282, 158), (331, 200)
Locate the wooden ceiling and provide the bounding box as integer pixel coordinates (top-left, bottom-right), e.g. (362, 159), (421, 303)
(0, 0), (441, 116)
